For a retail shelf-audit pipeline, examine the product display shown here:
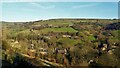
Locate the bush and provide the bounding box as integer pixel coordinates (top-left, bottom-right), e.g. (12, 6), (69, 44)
(2, 40), (10, 51)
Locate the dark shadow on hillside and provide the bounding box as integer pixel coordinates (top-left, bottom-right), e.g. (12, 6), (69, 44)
(1, 54), (53, 68)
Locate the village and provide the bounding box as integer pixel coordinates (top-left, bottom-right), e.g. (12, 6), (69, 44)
(2, 19), (120, 67)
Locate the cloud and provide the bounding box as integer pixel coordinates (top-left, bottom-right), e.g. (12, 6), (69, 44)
(72, 3), (100, 9)
(29, 2), (55, 9)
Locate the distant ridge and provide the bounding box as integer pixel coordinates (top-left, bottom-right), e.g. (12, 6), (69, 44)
(1, 18), (118, 23)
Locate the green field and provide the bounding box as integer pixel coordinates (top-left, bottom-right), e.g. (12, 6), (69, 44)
(39, 27), (78, 33)
(58, 37), (82, 47)
(15, 27), (78, 35)
(33, 20), (74, 26)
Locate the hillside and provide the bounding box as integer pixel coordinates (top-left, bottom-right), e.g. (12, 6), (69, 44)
(2, 18), (120, 68)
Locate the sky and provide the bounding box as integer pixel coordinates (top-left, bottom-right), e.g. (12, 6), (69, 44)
(1, 0), (120, 2)
(1, 2), (118, 22)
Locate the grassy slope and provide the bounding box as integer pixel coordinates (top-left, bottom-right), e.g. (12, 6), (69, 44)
(58, 37), (82, 47)
(33, 20), (73, 26)
(39, 27), (78, 33)
(110, 30), (120, 41)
